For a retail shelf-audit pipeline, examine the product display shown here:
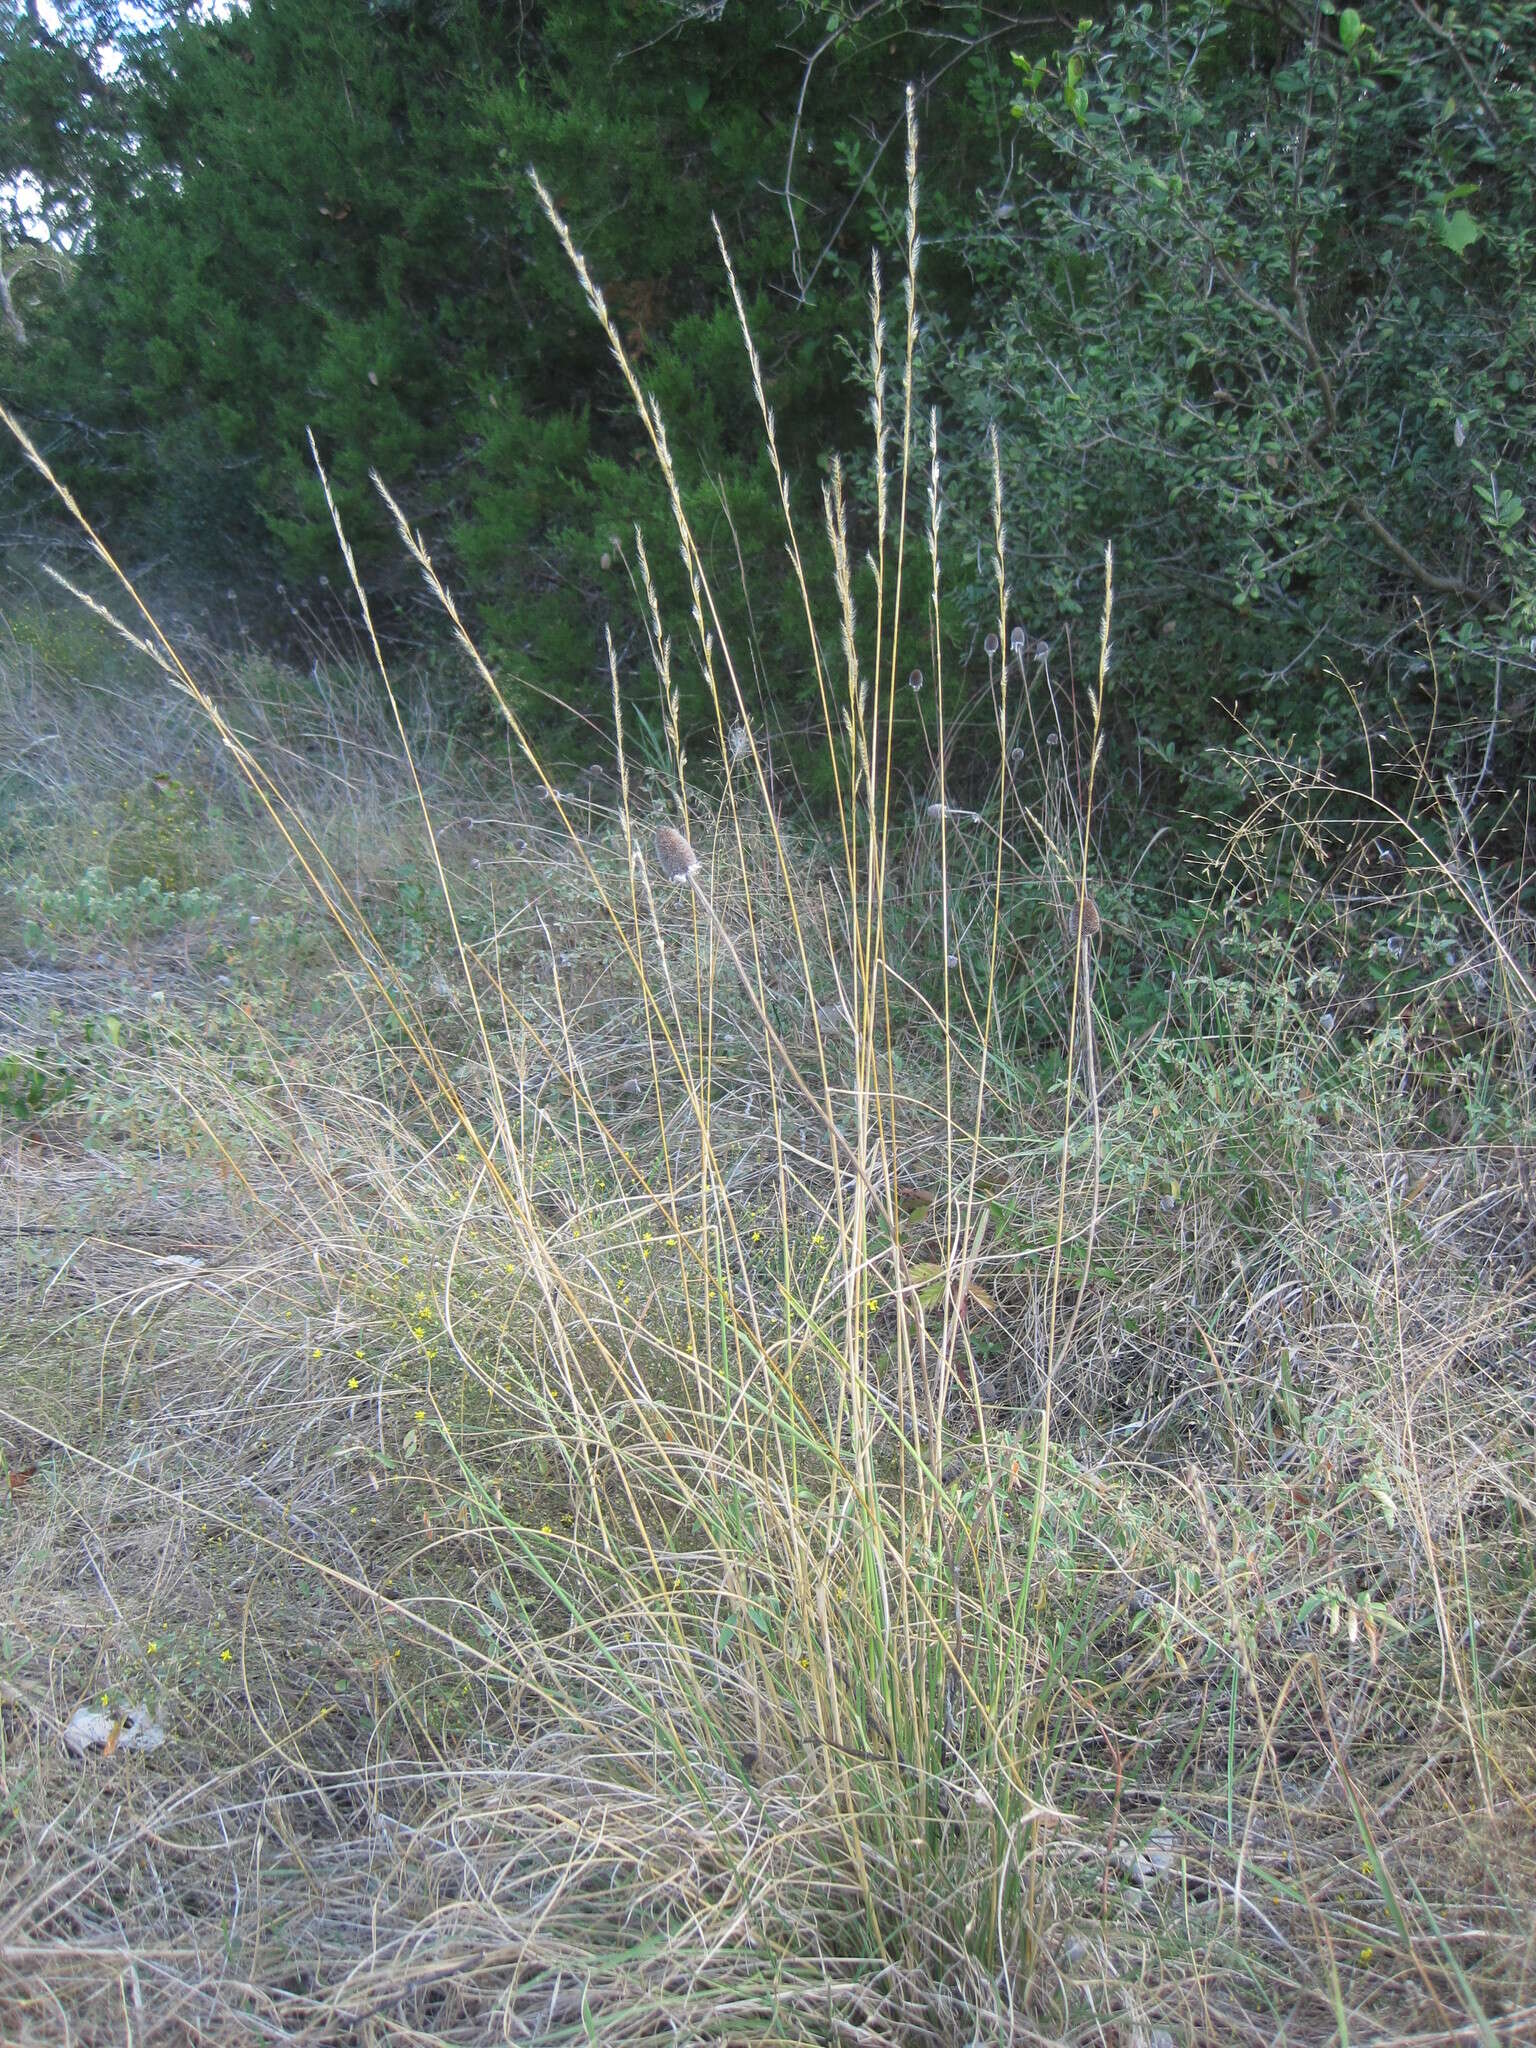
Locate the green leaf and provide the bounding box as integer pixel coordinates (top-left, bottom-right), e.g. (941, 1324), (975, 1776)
(1439, 208), (1482, 255)
(1011, 53), (1047, 96)
(1338, 9), (1365, 51)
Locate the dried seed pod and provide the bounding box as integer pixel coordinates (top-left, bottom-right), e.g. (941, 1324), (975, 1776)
(655, 823), (699, 883)
(1078, 892), (1101, 938)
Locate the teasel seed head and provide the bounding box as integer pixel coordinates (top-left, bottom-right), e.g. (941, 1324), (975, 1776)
(656, 824), (700, 883)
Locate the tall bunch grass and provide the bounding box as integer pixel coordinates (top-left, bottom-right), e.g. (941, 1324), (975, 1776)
(5, 92), (1534, 2046)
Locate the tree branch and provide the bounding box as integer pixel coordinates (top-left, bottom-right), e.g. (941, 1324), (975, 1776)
(1402, 0), (1502, 136)
(1346, 496), (1483, 602)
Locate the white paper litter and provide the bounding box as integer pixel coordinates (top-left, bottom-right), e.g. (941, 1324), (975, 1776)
(63, 1702), (166, 1758)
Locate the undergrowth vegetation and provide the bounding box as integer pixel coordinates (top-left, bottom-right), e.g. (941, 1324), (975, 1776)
(2, 106), (1534, 2047)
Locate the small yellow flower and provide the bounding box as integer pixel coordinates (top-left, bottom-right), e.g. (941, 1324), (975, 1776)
(540, 1523), (553, 1536)
(412, 1326), (425, 1340)
(812, 1233), (826, 1247)
(220, 1648), (232, 1663)
(867, 1296), (880, 1314)
(355, 1348), (366, 1360)
(414, 1409), (426, 1422)
(348, 1376), (360, 1390)
(147, 1641), (158, 1655)
(1359, 1947), (1374, 1966)
(312, 1347), (323, 1359)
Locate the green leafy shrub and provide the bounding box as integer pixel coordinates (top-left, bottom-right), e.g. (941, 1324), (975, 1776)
(10, 863), (220, 946)
(946, 0), (1535, 804)
(0, 1048), (72, 1118)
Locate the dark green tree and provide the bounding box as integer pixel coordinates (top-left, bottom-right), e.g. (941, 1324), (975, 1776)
(4, 0), (1043, 767)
